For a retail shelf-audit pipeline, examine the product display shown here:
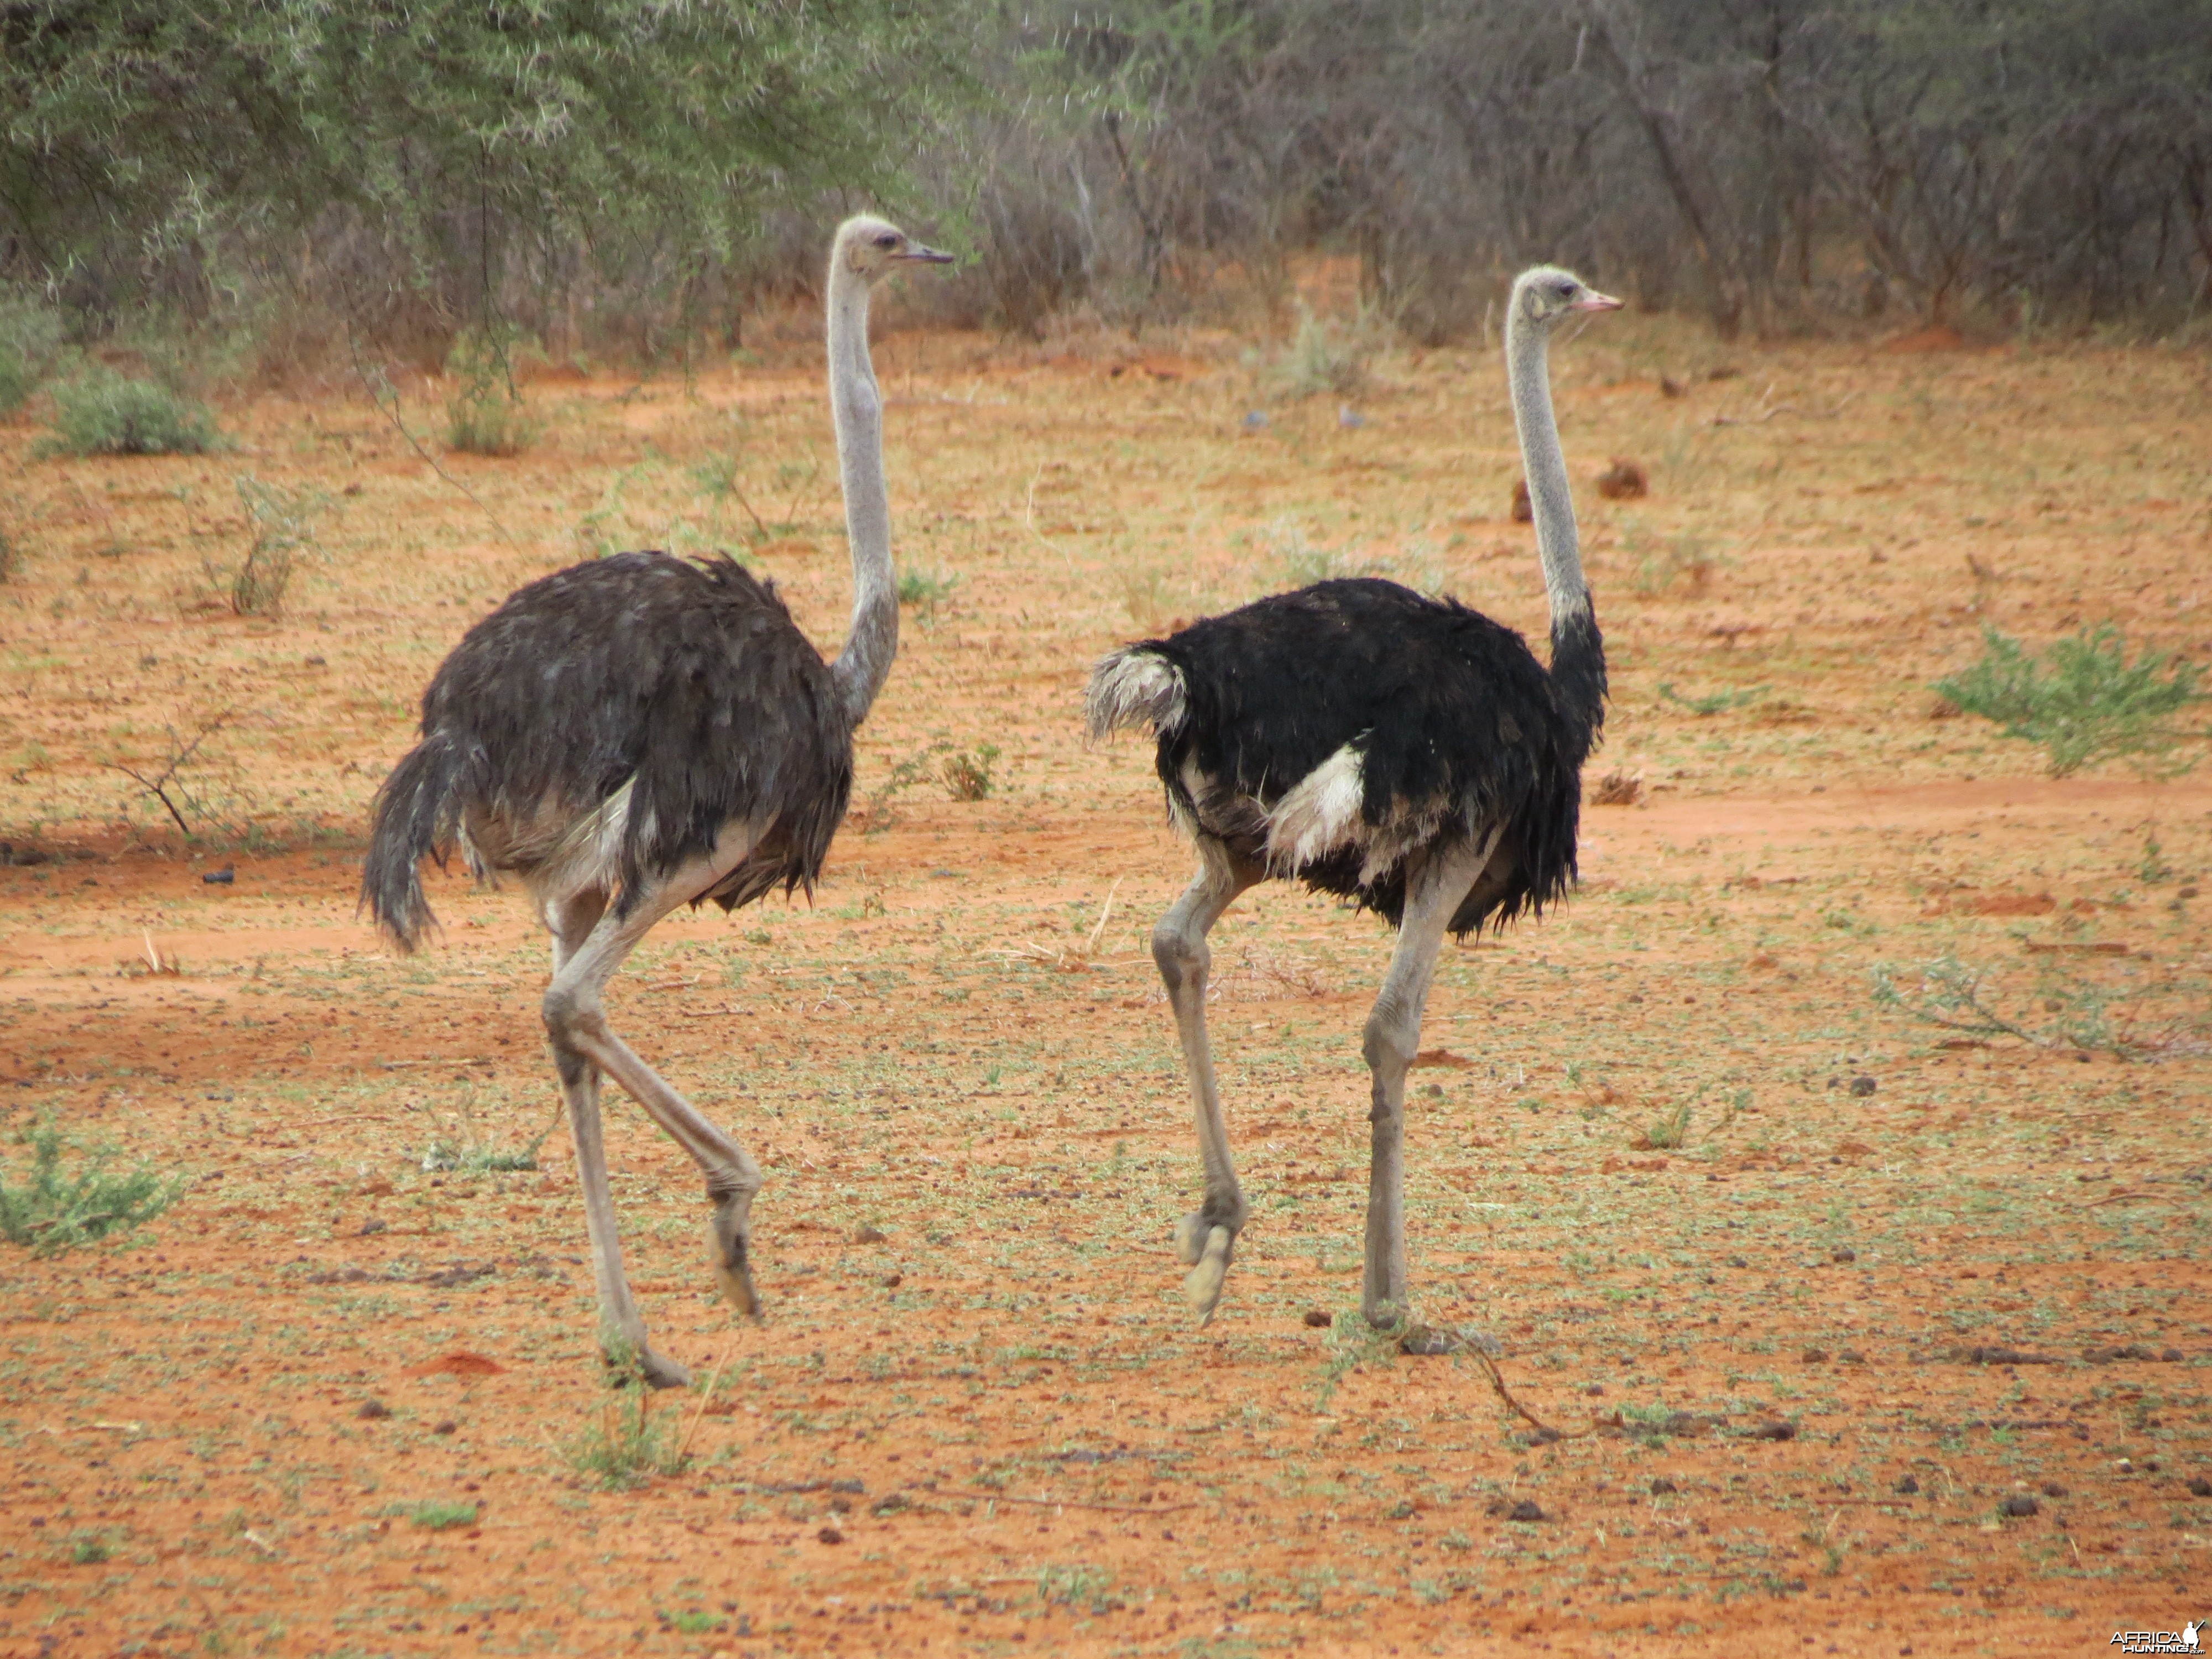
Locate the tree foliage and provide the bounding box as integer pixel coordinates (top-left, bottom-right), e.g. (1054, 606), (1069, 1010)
(1, 0), (972, 320)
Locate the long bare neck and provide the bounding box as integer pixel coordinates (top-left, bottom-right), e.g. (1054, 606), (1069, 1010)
(1506, 298), (1606, 744)
(826, 260), (895, 726)
(1505, 310), (1588, 630)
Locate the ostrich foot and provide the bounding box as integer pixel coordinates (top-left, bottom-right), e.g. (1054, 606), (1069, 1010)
(602, 1337), (693, 1391)
(1396, 1323), (1506, 1359)
(1174, 1211), (1238, 1324)
(707, 1192), (760, 1318)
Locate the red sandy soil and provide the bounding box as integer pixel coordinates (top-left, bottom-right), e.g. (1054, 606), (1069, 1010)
(2, 309), (2208, 1656)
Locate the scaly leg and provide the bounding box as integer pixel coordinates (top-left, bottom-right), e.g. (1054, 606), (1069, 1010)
(1360, 830), (1499, 1335)
(1152, 836), (1261, 1323)
(541, 844), (766, 1389)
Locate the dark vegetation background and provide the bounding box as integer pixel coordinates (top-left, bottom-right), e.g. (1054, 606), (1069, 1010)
(3, 0), (2210, 372)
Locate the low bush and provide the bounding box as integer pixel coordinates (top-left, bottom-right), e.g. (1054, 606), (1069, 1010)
(1934, 624), (2204, 777)
(0, 1120), (184, 1255)
(44, 367), (217, 456)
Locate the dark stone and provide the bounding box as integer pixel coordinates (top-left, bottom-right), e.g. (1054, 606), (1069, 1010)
(1895, 1475), (1918, 1495)
(1649, 1478), (1677, 1495)
(1830, 1246), (1857, 1262)
(357, 1399), (392, 1420)
(1849, 1076), (1877, 1096)
(816, 1526), (844, 1545)
(1506, 1500), (1545, 1522)
(2187, 1478), (2211, 1498)
(432, 1420), (458, 1436)
(1747, 1419), (1798, 1442)
(1802, 1347), (1831, 1363)
(202, 867), (235, 885)
(2000, 1493), (2038, 1517)
(1303, 1309), (1333, 1328)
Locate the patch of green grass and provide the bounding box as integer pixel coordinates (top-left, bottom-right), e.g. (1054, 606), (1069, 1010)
(1639, 1100), (1693, 1150)
(69, 1530), (114, 1564)
(42, 366), (217, 456)
(1933, 624), (2204, 776)
(562, 1348), (687, 1490)
(0, 1119), (185, 1256)
(897, 567), (959, 619)
(443, 328), (537, 457)
(1658, 681), (1766, 717)
(408, 1500), (478, 1531)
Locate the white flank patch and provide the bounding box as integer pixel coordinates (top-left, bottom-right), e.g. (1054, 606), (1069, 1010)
(1264, 744), (1367, 869)
(1085, 649), (1187, 739)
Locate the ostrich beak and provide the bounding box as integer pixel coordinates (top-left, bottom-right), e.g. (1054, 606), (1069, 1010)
(1573, 289), (1624, 312)
(898, 243), (956, 265)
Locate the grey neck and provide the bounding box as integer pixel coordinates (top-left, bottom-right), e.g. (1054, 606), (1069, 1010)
(826, 259), (896, 727)
(1505, 307), (1589, 629)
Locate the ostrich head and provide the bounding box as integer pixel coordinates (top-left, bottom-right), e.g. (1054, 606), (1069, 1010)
(835, 215), (954, 283)
(1512, 266), (1623, 329)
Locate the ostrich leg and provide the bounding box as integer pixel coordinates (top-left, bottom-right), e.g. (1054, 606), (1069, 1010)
(1151, 836), (1262, 1322)
(541, 845), (768, 1390)
(541, 886), (671, 1381)
(1359, 830), (1500, 1332)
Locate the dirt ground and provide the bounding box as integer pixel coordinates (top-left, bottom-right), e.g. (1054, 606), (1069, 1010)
(2, 302), (2209, 1658)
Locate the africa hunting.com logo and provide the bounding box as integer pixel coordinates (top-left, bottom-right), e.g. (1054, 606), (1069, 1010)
(2109, 1621), (2202, 1655)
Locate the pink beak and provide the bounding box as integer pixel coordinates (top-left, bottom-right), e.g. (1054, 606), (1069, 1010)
(1573, 290), (1624, 312)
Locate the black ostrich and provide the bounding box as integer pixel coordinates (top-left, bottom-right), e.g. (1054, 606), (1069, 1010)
(362, 216), (951, 1387)
(1087, 267), (1621, 1343)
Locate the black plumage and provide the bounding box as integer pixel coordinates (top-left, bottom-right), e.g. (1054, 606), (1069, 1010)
(1124, 577), (1604, 933)
(363, 551), (851, 947)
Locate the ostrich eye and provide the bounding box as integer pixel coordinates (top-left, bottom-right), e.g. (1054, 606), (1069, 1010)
(874, 233), (900, 249)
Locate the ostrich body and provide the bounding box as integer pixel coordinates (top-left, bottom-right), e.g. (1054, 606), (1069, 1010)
(1087, 267), (1620, 1337)
(362, 216), (950, 1386)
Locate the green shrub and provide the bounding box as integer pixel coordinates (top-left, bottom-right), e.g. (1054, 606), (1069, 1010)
(408, 1500), (479, 1531)
(0, 1120), (184, 1255)
(44, 367), (216, 456)
(210, 474), (329, 617)
(443, 329), (536, 456)
(563, 1347), (687, 1489)
(1934, 624), (2205, 776)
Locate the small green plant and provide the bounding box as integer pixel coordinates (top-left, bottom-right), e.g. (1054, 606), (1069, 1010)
(443, 328), (537, 457)
(69, 1531), (114, 1564)
(206, 474), (328, 617)
(1873, 952), (2135, 1055)
(1264, 301), (1386, 399)
(1639, 1100), (1693, 1150)
(2138, 835), (2172, 884)
(408, 1500), (478, 1531)
(0, 1120), (185, 1255)
(664, 1609), (722, 1634)
(43, 366), (217, 456)
(941, 743), (1000, 802)
(897, 567), (959, 620)
(1933, 624), (2204, 776)
(416, 1097), (557, 1173)
(863, 740), (952, 833)
(1658, 681), (1766, 716)
(563, 1347), (686, 1490)
(1036, 1562), (1114, 1609)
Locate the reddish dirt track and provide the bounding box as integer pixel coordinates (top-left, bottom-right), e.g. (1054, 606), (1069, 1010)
(2, 309), (2209, 1656)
